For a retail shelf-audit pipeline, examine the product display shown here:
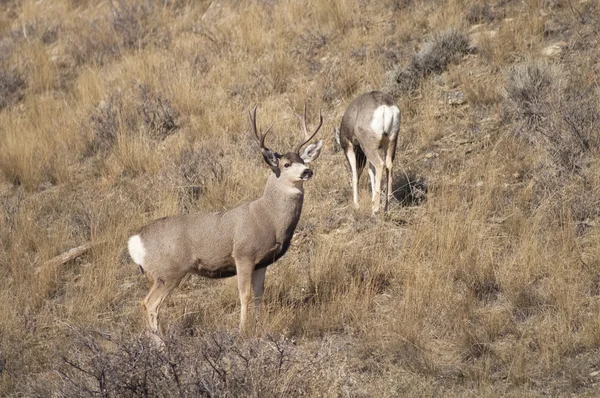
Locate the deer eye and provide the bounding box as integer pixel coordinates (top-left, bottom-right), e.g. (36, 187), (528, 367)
(284, 163), (291, 168)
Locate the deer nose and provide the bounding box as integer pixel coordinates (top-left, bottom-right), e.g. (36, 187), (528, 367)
(301, 169), (313, 180)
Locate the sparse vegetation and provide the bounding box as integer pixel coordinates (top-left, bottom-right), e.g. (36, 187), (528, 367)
(2, 0), (600, 396)
(384, 29), (471, 95)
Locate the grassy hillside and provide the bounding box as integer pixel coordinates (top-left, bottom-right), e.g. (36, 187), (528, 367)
(1, 0), (600, 395)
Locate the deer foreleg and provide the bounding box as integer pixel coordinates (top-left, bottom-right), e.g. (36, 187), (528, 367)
(251, 267), (267, 316)
(235, 259), (254, 333)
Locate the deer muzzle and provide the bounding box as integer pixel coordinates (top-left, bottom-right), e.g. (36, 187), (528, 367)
(300, 169), (313, 180)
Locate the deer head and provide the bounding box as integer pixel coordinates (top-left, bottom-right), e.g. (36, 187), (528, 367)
(248, 104), (323, 183)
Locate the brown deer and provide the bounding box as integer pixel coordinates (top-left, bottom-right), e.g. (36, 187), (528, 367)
(334, 91), (401, 213)
(128, 105), (323, 336)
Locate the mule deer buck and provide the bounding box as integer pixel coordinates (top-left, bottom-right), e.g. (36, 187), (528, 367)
(128, 105), (323, 336)
(334, 91), (400, 213)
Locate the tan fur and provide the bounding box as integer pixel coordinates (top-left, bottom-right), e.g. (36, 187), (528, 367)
(129, 107), (323, 336)
(335, 91), (401, 213)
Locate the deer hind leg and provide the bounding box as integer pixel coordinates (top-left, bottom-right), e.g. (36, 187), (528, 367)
(345, 146), (360, 209)
(372, 162), (384, 214)
(384, 166), (392, 212)
(143, 273), (185, 336)
(365, 149), (385, 214)
(368, 164), (376, 202)
(384, 140), (396, 212)
(251, 267), (267, 318)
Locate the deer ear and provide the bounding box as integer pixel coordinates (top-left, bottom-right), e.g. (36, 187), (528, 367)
(301, 140), (323, 163)
(261, 149), (280, 175)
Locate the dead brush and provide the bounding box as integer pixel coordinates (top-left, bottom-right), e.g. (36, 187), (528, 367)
(88, 91), (124, 155)
(87, 84), (179, 155)
(52, 328), (331, 397)
(390, 171), (428, 206)
(109, 0), (150, 50)
(504, 61), (600, 226)
(0, 68), (26, 111)
(159, 145), (225, 213)
(502, 58), (564, 128)
(65, 0), (164, 67)
(384, 29), (471, 95)
(465, 2), (496, 24)
(136, 83), (179, 140)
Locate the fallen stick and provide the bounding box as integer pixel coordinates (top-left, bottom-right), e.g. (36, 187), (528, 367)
(40, 241), (104, 270)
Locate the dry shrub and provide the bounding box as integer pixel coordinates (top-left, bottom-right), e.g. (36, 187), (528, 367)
(136, 83), (179, 140)
(389, 0), (414, 12)
(88, 83), (179, 155)
(502, 58), (564, 127)
(108, 0), (151, 50)
(504, 58), (600, 225)
(552, 89), (600, 171)
(385, 29), (471, 95)
(159, 145), (225, 213)
(65, 0), (168, 67)
(88, 92), (125, 155)
(391, 171), (428, 206)
(465, 2), (496, 24)
(0, 69), (26, 110)
(293, 29), (328, 69)
(48, 329), (332, 397)
(413, 30), (471, 76)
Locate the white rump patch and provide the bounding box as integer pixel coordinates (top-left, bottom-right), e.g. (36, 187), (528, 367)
(128, 234), (146, 266)
(370, 105), (401, 137)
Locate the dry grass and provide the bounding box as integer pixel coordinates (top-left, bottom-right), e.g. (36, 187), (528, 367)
(2, 0), (600, 396)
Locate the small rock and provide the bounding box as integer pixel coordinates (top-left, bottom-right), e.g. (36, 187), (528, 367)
(590, 370), (599, 377)
(447, 89), (466, 105)
(541, 41), (567, 58)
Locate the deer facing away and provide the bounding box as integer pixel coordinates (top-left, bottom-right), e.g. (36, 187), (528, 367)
(128, 105), (323, 335)
(334, 91), (400, 213)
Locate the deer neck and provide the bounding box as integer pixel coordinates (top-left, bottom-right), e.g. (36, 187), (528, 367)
(259, 174), (304, 239)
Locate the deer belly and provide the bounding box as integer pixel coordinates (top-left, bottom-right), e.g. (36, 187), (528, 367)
(194, 257), (237, 279)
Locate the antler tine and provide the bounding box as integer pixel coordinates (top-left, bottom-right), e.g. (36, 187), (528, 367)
(301, 102), (309, 138)
(248, 105), (272, 149)
(248, 105), (260, 142)
(294, 103), (323, 153)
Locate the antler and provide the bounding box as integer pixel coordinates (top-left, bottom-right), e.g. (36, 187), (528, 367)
(248, 105), (273, 149)
(294, 103), (323, 153)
